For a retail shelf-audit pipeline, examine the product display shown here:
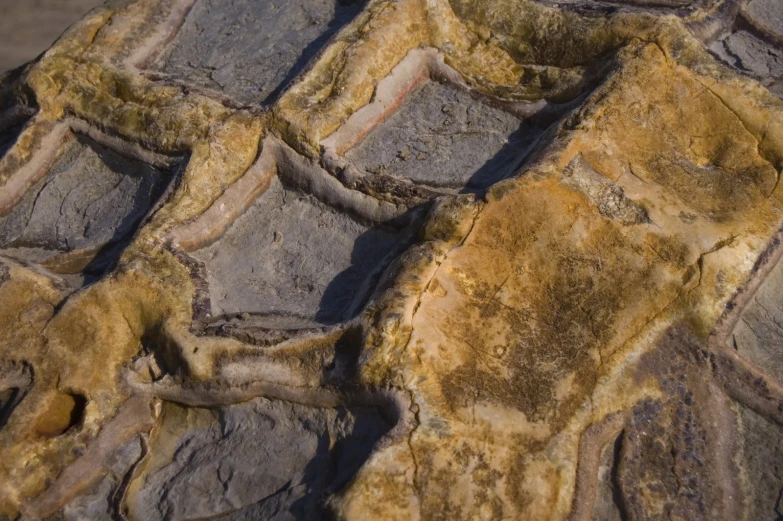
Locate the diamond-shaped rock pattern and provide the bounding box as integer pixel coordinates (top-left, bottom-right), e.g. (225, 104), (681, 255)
(1, 0), (783, 520)
(345, 80), (542, 191)
(191, 175), (405, 329)
(0, 134), (174, 283)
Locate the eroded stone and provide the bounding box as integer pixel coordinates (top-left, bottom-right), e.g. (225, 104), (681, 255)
(736, 405), (783, 521)
(5, 0), (783, 520)
(731, 256), (783, 383)
(707, 0), (783, 99)
(191, 176), (405, 327)
(131, 399), (390, 521)
(154, 0), (366, 105)
(62, 437), (144, 521)
(710, 31), (783, 97)
(0, 134), (173, 279)
(345, 80), (541, 191)
(745, 0), (783, 42)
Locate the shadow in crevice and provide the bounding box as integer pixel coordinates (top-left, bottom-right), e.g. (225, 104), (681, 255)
(0, 120), (27, 160)
(315, 218), (409, 325)
(134, 398), (394, 521)
(460, 121), (546, 193)
(0, 133), (182, 287)
(77, 134), (178, 283)
(609, 433), (630, 521)
(262, 0), (369, 106)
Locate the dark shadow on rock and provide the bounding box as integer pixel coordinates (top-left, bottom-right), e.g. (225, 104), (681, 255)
(132, 399), (393, 521)
(461, 121), (545, 193)
(50, 135), (177, 285)
(0, 121), (25, 160)
(262, 0), (368, 106)
(315, 219), (409, 325)
(287, 406), (392, 520)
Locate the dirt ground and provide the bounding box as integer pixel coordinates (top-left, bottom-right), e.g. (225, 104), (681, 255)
(0, 0), (105, 73)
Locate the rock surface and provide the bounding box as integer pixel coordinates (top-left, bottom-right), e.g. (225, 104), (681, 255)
(154, 0), (367, 104)
(191, 176), (404, 327)
(1, 0), (783, 520)
(0, 134), (173, 284)
(346, 80), (540, 190)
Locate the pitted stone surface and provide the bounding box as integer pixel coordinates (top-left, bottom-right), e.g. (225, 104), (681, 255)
(346, 80), (541, 190)
(154, 0), (366, 105)
(192, 176), (403, 326)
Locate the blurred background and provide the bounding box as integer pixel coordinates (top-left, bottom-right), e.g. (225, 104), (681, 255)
(0, 0), (105, 73)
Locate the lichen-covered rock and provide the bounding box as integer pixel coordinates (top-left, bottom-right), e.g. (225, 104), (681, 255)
(1, 0), (783, 520)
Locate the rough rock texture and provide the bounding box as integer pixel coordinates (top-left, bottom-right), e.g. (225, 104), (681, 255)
(191, 176), (405, 327)
(0, 133), (173, 284)
(128, 400), (389, 521)
(708, 0), (783, 98)
(1, 0), (783, 520)
(346, 80), (541, 190)
(154, 0), (367, 105)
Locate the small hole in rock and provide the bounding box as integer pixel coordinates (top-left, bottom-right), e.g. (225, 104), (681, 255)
(34, 392), (88, 438)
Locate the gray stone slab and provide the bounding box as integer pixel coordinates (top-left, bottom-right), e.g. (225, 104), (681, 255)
(746, 0), (783, 42)
(192, 175), (403, 327)
(62, 437), (144, 521)
(345, 80), (541, 191)
(132, 398), (390, 521)
(0, 134), (172, 275)
(732, 252), (783, 381)
(711, 31), (783, 87)
(0, 121), (24, 160)
(155, 0), (366, 105)
(736, 405), (783, 521)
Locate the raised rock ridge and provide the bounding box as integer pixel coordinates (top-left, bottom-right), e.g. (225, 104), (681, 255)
(1, 0), (783, 520)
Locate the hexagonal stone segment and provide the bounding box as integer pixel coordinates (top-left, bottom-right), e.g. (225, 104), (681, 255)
(345, 80), (542, 191)
(154, 0), (366, 105)
(0, 134), (173, 277)
(191, 176), (404, 328)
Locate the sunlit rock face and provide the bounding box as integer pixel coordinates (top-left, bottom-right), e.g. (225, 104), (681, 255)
(1, 1), (783, 520)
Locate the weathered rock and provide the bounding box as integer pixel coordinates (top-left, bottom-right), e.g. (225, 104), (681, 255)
(127, 399), (389, 521)
(0, 133), (174, 284)
(191, 175), (406, 327)
(154, 0), (367, 105)
(1, 0), (783, 520)
(346, 79), (541, 190)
